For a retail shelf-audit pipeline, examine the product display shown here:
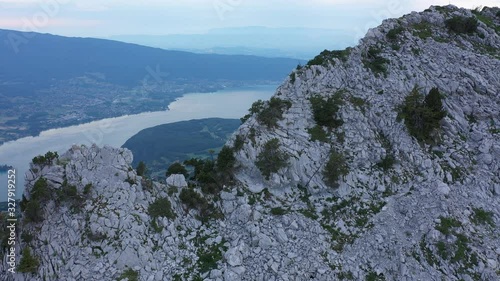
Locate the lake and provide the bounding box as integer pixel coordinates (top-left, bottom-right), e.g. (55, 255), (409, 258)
(0, 85), (277, 201)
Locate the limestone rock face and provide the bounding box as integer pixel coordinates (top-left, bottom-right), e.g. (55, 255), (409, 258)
(166, 174), (188, 188)
(2, 5), (500, 281)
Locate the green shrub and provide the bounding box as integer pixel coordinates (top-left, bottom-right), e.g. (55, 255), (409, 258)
(307, 48), (351, 66)
(376, 155), (396, 171)
(436, 241), (449, 259)
(166, 162), (189, 178)
(387, 26), (404, 40)
(148, 197), (176, 220)
(445, 16), (478, 34)
(399, 87), (446, 143)
(323, 149), (349, 188)
(233, 135), (244, 151)
(256, 97), (292, 128)
(470, 207), (494, 227)
(366, 271), (385, 281)
(309, 91), (344, 129)
(31, 178), (50, 202)
(179, 188), (218, 220)
(216, 146), (235, 173)
(412, 22), (433, 39)
(308, 125), (329, 142)
(255, 138), (289, 180)
(117, 268), (139, 281)
(435, 216), (461, 235)
(58, 184), (78, 201)
(350, 96), (367, 112)
(83, 183), (92, 195)
(363, 47), (390, 75)
(179, 188), (205, 210)
(184, 158), (222, 194)
(17, 247), (39, 273)
(240, 100), (265, 123)
(289, 72), (296, 83)
(21, 232), (33, 244)
(270, 207), (287, 215)
(136, 161), (147, 177)
(197, 243), (224, 273)
(32, 151), (58, 166)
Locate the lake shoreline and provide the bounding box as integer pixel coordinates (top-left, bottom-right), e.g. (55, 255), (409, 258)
(0, 84), (278, 201)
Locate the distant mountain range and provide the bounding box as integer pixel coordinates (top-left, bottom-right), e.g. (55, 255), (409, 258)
(0, 29), (301, 143)
(109, 26), (352, 60)
(0, 29), (302, 94)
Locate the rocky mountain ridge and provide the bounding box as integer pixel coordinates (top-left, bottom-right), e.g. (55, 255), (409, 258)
(1, 5), (499, 281)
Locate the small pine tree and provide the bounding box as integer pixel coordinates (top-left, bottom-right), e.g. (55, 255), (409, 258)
(216, 146), (235, 173)
(166, 163), (189, 179)
(400, 86), (447, 143)
(136, 161), (147, 176)
(18, 247), (39, 273)
(255, 138), (289, 179)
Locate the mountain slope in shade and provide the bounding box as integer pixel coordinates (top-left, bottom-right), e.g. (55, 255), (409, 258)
(122, 118), (241, 177)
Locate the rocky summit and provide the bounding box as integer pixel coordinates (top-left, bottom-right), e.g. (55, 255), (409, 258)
(1, 5), (500, 281)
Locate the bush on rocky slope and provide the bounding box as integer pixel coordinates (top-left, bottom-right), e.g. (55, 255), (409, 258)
(445, 16), (479, 34)
(399, 87), (447, 143)
(17, 247), (39, 273)
(309, 91), (344, 129)
(256, 97), (292, 128)
(256, 138), (289, 180)
(323, 149), (349, 188)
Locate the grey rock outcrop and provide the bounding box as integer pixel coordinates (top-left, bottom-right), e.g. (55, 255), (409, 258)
(1, 5), (499, 281)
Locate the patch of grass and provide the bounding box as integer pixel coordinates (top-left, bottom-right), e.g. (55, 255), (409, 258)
(412, 22), (433, 39)
(338, 271), (354, 280)
(472, 9), (499, 32)
(299, 209), (318, 220)
(196, 242), (225, 273)
(436, 241), (449, 260)
(307, 48), (351, 66)
(271, 207), (287, 216)
(420, 236), (440, 266)
(366, 271), (386, 281)
(470, 207), (495, 227)
(451, 234), (469, 263)
(350, 96), (366, 111)
(435, 216), (461, 235)
(362, 46), (390, 76)
(387, 26), (404, 40)
(117, 268), (139, 281)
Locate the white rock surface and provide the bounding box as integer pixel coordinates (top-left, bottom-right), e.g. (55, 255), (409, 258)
(1, 5), (500, 281)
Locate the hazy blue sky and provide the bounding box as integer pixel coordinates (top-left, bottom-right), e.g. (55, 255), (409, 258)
(0, 0), (497, 37)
